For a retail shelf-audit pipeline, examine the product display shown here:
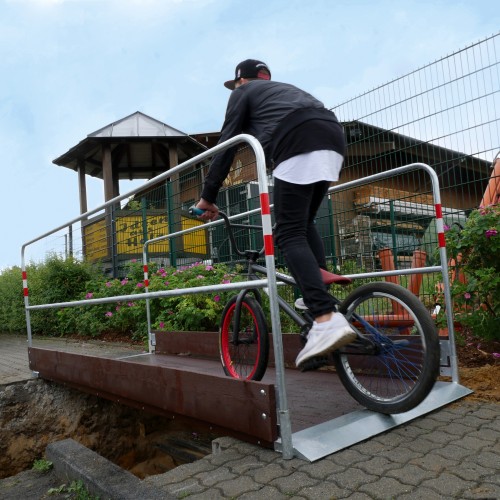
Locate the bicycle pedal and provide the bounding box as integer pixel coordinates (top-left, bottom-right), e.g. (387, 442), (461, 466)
(299, 355), (329, 372)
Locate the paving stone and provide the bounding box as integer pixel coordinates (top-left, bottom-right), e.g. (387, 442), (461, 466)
(474, 449), (500, 469)
(397, 486), (449, 499)
(197, 466), (236, 487)
(392, 424), (431, 439)
(356, 455), (398, 476)
(330, 467), (377, 490)
(442, 421), (478, 437)
(472, 406), (500, 420)
(451, 460), (498, 481)
(227, 454), (266, 474)
(252, 463), (290, 484)
(358, 476), (413, 498)
(412, 417), (447, 431)
(269, 470), (319, 495)
(377, 445), (423, 463)
(462, 482), (500, 499)
(297, 457), (345, 479)
(400, 436), (440, 454)
(452, 434), (493, 451)
(238, 485), (289, 499)
(409, 453), (459, 472)
(372, 431), (410, 447)
(421, 472), (477, 497)
(162, 478), (205, 497)
(434, 442), (476, 461)
(330, 448), (371, 467)
(218, 475), (263, 497)
(350, 438), (389, 456)
(296, 480), (347, 499)
(465, 427), (500, 443)
(386, 463), (437, 486)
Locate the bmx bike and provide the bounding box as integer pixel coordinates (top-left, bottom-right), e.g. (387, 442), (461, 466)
(190, 208), (440, 414)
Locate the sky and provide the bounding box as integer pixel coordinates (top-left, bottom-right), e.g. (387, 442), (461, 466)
(0, 0), (498, 270)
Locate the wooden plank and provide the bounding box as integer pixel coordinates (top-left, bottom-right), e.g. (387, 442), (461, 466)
(155, 330), (301, 367)
(28, 347), (277, 443)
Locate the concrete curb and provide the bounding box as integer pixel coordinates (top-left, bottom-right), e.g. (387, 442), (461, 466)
(46, 438), (173, 500)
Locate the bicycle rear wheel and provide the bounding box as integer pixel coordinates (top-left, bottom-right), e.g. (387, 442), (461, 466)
(334, 282), (440, 414)
(219, 295), (269, 381)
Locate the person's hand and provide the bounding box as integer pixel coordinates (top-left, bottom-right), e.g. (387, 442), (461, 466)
(195, 199), (219, 221)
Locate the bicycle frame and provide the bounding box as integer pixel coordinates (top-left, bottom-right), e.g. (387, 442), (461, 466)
(218, 211), (379, 354)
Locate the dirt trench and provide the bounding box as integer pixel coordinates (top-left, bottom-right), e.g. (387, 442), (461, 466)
(0, 379), (217, 479)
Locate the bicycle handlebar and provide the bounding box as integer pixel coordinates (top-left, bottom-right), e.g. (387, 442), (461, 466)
(188, 206), (264, 258)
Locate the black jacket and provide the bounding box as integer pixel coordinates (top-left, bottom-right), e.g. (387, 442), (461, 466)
(201, 79), (345, 203)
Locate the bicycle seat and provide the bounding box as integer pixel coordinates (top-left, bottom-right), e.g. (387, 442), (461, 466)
(320, 268), (352, 286)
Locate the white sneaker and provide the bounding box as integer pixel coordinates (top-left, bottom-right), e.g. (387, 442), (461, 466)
(295, 313), (356, 367)
(294, 298), (308, 310)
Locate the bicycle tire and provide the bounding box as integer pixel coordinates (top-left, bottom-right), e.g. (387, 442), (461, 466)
(334, 282), (440, 414)
(219, 295), (269, 381)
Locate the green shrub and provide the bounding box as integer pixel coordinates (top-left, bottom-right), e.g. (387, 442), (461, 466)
(444, 204), (500, 340)
(0, 265), (26, 332)
(27, 254), (101, 335)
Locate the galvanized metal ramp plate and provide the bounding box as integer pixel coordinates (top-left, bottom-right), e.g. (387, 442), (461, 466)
(276, 381), (472, 462)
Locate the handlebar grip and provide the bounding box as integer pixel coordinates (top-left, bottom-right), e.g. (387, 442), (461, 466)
(188, 206), (206, 216)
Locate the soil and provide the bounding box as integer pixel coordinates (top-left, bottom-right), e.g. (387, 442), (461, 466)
(454, 333), (500, 402)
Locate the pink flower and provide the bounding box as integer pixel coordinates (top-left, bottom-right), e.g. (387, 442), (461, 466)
(115, 306), (121, 312)
(464, 292), (471, 300)
(443, 224), (451, 232)
(121, 278), (128, 285)
(159, 321), (165, 329)
(105, 282), (112, 287)
(492, 353), (500, 359)
(105, 311), (113, 317)
(131, 259), (137, 263)
(205, 265), (214, 271)
(197, 275), (204, 279)
(127, 302), (135, 307)
(214, 295), (220, 302)
(221, 279), (231, 284)
(485, 228), (498, 238)
(164, 281), (169, 286)
(137, 282), (144, 288)
(85, 292), (93, 299)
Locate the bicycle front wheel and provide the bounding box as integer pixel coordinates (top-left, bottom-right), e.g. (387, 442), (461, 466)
(334, 282), (440, 414)
(219, 295), (269, 381)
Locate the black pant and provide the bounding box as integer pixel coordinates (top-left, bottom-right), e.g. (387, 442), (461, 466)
(273, 178), (336, 318)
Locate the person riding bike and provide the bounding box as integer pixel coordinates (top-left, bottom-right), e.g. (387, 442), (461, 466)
(195, 59), (355, 367)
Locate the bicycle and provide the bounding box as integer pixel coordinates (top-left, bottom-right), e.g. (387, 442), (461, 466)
(190, 208), (440, 414)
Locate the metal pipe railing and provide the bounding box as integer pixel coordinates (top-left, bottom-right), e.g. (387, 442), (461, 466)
(328, 162), (458, 383)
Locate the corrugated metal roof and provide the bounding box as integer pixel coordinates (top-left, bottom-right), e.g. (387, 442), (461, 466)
(88, 111), (188, 138)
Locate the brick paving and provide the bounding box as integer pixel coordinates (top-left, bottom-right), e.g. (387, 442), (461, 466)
(1, 332), (499, 499)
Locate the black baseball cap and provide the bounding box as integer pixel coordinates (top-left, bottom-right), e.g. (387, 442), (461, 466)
(224, 59), (271, 90)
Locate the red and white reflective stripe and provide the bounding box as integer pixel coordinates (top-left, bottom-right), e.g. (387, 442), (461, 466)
(435, 204), (446, 248)
(260, 192), (274, 256)
(143, 264), (149, 288)
(22, 271), (29, 297)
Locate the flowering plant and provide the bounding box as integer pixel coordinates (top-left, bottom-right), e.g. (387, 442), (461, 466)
(444, 203), (499, 340)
